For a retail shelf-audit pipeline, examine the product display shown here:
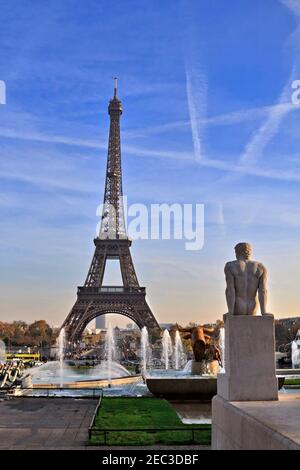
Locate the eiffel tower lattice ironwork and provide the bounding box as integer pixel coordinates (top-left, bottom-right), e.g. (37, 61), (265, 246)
(62, 79), (160, 343)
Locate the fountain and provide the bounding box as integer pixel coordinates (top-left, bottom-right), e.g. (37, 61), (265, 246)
(0, 340), (6, 363)
(162, 329), (173, 370)
(146, 324), (223, 400)
(105, 322), (116, 385)
(27, 325), (138, 395)
(141, 327), (150, 374)
(29, 359), (131, 385)
(174, 330), (186, 369)
(292, 330), (300, 369)
(57, 328), (65, 388)
(219, 327), (225, 373)
(26, 322), (141, 394)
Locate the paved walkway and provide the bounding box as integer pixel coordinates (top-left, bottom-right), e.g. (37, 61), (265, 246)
(0, 397), (98, 449)
(170, 401), (211, 424)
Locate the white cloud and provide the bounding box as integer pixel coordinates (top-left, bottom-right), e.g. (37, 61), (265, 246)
(1, 125), (300, 184)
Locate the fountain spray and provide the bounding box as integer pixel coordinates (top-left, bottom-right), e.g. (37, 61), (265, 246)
(219, 327), (225, 373)
(105, 323), (116, 385)
(57, 328), (66, 388)
(174, 330), (186, 369)
(141, 327), (150, 375)
(162, 329), (173, 370)
(292, 329), (300, 369)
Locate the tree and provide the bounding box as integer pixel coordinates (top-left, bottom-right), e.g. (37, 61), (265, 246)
(0, 320), (56, 347)
(27, 320), (53, 346)
(0, 321), (13, 345)
(11, 321), (28, 346)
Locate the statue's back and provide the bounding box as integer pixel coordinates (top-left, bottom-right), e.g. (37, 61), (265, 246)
(227, 260), (265, 315)
(225, 243), (268, 316)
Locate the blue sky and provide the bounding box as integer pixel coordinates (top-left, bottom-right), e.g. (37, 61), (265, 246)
(1, 0), (300, 327)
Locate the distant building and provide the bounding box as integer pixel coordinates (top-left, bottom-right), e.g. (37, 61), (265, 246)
(83, 333), (101, 346)
(96, 316), (106, 330)
(84, 327), (93, 335)
(126, 323), (138, 330)
(159, 323), (174, 330)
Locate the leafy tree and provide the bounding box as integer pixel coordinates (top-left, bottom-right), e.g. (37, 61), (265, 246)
(27, 320), (53, 346)
(0, 320), (56, 347)
(0, 321), (13, 345)
(11, 321), (28, 346)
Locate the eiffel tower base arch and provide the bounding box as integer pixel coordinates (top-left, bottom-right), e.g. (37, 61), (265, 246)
(63, 287), (160, 345)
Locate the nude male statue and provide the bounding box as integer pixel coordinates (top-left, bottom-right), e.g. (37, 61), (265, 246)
(224, 242), (268, 316)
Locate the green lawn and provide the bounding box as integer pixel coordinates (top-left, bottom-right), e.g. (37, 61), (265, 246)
(284, 378), (300, 386)
(89, 397), (211, 446)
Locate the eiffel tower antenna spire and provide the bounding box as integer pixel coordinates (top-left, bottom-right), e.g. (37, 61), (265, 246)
(114, 76), (118, 97)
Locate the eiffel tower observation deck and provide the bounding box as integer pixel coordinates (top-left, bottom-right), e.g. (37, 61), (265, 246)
(62, 80), (160, 344)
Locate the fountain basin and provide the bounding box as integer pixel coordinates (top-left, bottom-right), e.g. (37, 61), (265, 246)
(31, 374), (142, 389)
(146, 375), (286, 400)
(146, 376), (217, 400)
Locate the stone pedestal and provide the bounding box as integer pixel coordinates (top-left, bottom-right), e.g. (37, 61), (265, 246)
(217, 314), (278, 401)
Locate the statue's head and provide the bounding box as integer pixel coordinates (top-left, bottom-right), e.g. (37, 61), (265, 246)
(234, 242), (252, 260)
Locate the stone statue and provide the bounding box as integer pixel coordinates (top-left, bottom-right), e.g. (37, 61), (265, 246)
(217, 243), (278, 404)
(224, 242), (268, 316)
(176, 324), (222, 366)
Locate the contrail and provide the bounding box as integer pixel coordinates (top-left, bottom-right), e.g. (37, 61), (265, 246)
(239, 74), (296, 167)
(185, 67), (207, 162)
(235, 0), (300, 171)
(280, 0), (300, 18)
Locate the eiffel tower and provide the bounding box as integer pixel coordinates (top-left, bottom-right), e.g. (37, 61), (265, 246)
(62, 79), (160, 343)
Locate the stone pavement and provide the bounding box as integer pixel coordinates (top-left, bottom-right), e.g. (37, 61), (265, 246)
(0, 397), (98, 449)
(170, 401), (211, 424)
(212, 393), (300, 450)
